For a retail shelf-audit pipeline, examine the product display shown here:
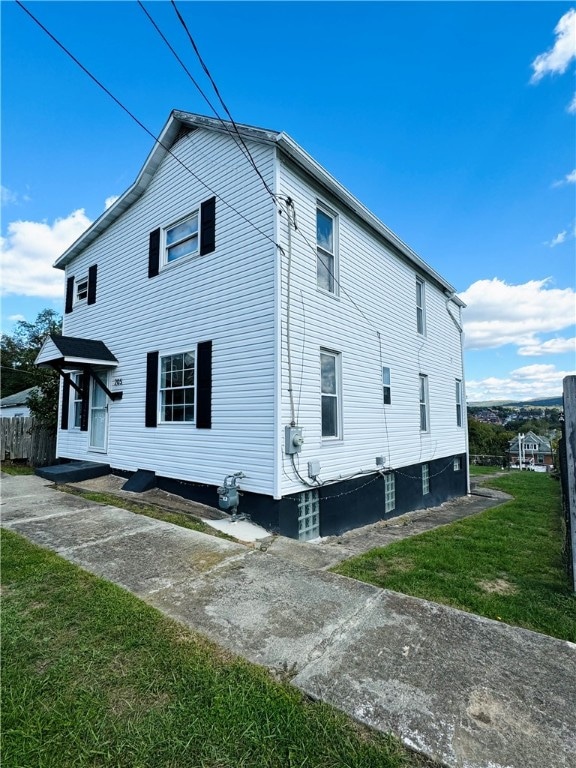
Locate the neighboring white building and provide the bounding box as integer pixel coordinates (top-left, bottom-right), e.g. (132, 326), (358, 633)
(0, 387), (37, 418)
(36, 111), (468, 539)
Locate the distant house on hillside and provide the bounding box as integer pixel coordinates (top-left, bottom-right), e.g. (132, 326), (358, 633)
(508, 431), (553, 471)
(0, 387), (38, 418)
(35, 110), (468, 540)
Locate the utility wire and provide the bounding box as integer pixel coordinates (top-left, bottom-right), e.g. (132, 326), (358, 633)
(15, 0), (282, 254)
(170, 0), (278, 204)
(137, 1), (259, 176)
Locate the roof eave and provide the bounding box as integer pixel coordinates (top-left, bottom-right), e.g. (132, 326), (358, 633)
(276, 134), (458, 296)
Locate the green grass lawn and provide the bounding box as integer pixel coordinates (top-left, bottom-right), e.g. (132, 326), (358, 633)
(1, 463), (35, 475)
(468, 465), (507, 476)
(1, 530), (429, 768)
(334, 473), (575, 642)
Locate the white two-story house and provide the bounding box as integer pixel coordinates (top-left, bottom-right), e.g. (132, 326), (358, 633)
(36, 111), (468, 540)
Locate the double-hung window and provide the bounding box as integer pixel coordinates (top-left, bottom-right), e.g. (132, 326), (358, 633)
(159, 351), (195, 422)
(455, 379), (463, 427)
(316, 207), (337, 294)
(165, 212), (199, 265)
(419, 374), (429, 432)
(75, 277), (88, 304)
(416, 277), (425, 335)
(320, 349), (340, 438)
(382, 366), (391, 405)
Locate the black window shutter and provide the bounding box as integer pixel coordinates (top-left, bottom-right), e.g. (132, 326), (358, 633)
(65, 276), (74, 313)
(148, 228), (160, 278)
(145, 351), (159, 427)
(200, 197), (216, 256)
(196, 340), (212, 429)
(80, 370), (90, 432)
(87, 264), (98, 305)
(61, 376), (70, 430)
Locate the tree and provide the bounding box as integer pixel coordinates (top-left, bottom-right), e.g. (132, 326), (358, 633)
(1, 309), (62, 430)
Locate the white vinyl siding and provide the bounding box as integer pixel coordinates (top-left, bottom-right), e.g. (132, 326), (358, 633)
(278, 158), (465, 495)
(58, 128), (277, 494)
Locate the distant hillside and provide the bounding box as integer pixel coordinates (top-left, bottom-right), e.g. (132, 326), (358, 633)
(469, 396), (563, 408)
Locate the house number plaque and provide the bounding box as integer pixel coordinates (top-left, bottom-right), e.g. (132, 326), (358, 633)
(114, 378), (123, 386)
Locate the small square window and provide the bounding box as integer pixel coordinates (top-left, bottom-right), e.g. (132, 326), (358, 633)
(76, 278), (88, 303)
(453, 457), (461, 471)
(382, 366), (391, 405)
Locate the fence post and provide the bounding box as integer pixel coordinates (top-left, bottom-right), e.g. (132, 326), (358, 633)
(562, 375), (576, 592)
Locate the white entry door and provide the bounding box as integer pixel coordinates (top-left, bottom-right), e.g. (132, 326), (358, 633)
(89, 372), (109, 452)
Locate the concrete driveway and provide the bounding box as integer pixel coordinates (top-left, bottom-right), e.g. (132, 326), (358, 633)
(2, 473), (575, 768)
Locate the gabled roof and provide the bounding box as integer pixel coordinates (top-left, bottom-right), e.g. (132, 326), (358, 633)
(0, 387), (39, 408)
(35, 335), (118, 369)
(508, 431), (552, 451)
(54, 111), (463, 303)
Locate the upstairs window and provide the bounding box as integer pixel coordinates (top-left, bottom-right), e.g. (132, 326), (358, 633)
(160, 351), (195, 422)
(456, 379), (463, 427)
(165, 212), (199, 265)
(382, 366), (391, 405)
(317, 207), (337, 294)
(416, 277), (426, 335)
(419, 374), (429, 432)
(75, 278), (88, 304)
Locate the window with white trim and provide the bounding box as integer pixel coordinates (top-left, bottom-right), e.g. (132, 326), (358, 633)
(382, 366), (391, 405)
(71, 372), (84, 428)
(453, 457), (461, 471)
(164, 211), (199, 265)
(316, 207), (337, 294)
(384, 472), (395, 513)
(320, 349), (340, 438)
(422, 463), (430, 495)
(298, 490), (320, 541)
(419, 374), (429, 432)
(159, 351), (195, 422)
(75, 277), (88, 304)
(456, 379), (463, 427)
(416, 277), (425, 335)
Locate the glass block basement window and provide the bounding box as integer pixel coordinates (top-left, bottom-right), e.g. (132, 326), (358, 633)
(298, 490), (320, 541)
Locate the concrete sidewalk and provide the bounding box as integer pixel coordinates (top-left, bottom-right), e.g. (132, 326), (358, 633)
(2, 473), (575, 768)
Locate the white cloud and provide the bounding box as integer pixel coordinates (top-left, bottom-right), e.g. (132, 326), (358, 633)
(460, 278), (576, 350)
(104, 195), (119, 210)
(530, 9), (576, 83)
(8, 313), (26, 323)
(518, 336), (576, 356)
(552, 169), (576, 186)
(466, 363), (575, 402)
(568, 92), (576, 113)
(1, 186), (19, 206)
(0, 209), (92, 299)
(550, 230), (567, 247)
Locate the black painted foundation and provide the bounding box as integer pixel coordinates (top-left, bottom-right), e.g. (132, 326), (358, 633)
(128, 453), (468, 540)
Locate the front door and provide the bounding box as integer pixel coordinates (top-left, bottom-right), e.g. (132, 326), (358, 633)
(89, 372), (109, 452)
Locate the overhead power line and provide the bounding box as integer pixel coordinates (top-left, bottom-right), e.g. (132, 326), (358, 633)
(170, 0), (278, 204)
(15, 0), (282, 253)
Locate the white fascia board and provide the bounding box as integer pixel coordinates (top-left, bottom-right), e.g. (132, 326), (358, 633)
(53, 113), (183, 270)
(276, 133), (460, 299)
(60, 357), (119, 368)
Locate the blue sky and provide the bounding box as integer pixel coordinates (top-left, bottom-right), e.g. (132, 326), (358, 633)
(2, 1), (575, 401)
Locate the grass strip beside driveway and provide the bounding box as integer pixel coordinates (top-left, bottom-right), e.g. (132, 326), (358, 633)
(1, 529), (430, 768)
(334, 473), (575, 642)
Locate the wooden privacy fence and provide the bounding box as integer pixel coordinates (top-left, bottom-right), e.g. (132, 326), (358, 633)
(1, 417), (56, 467)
